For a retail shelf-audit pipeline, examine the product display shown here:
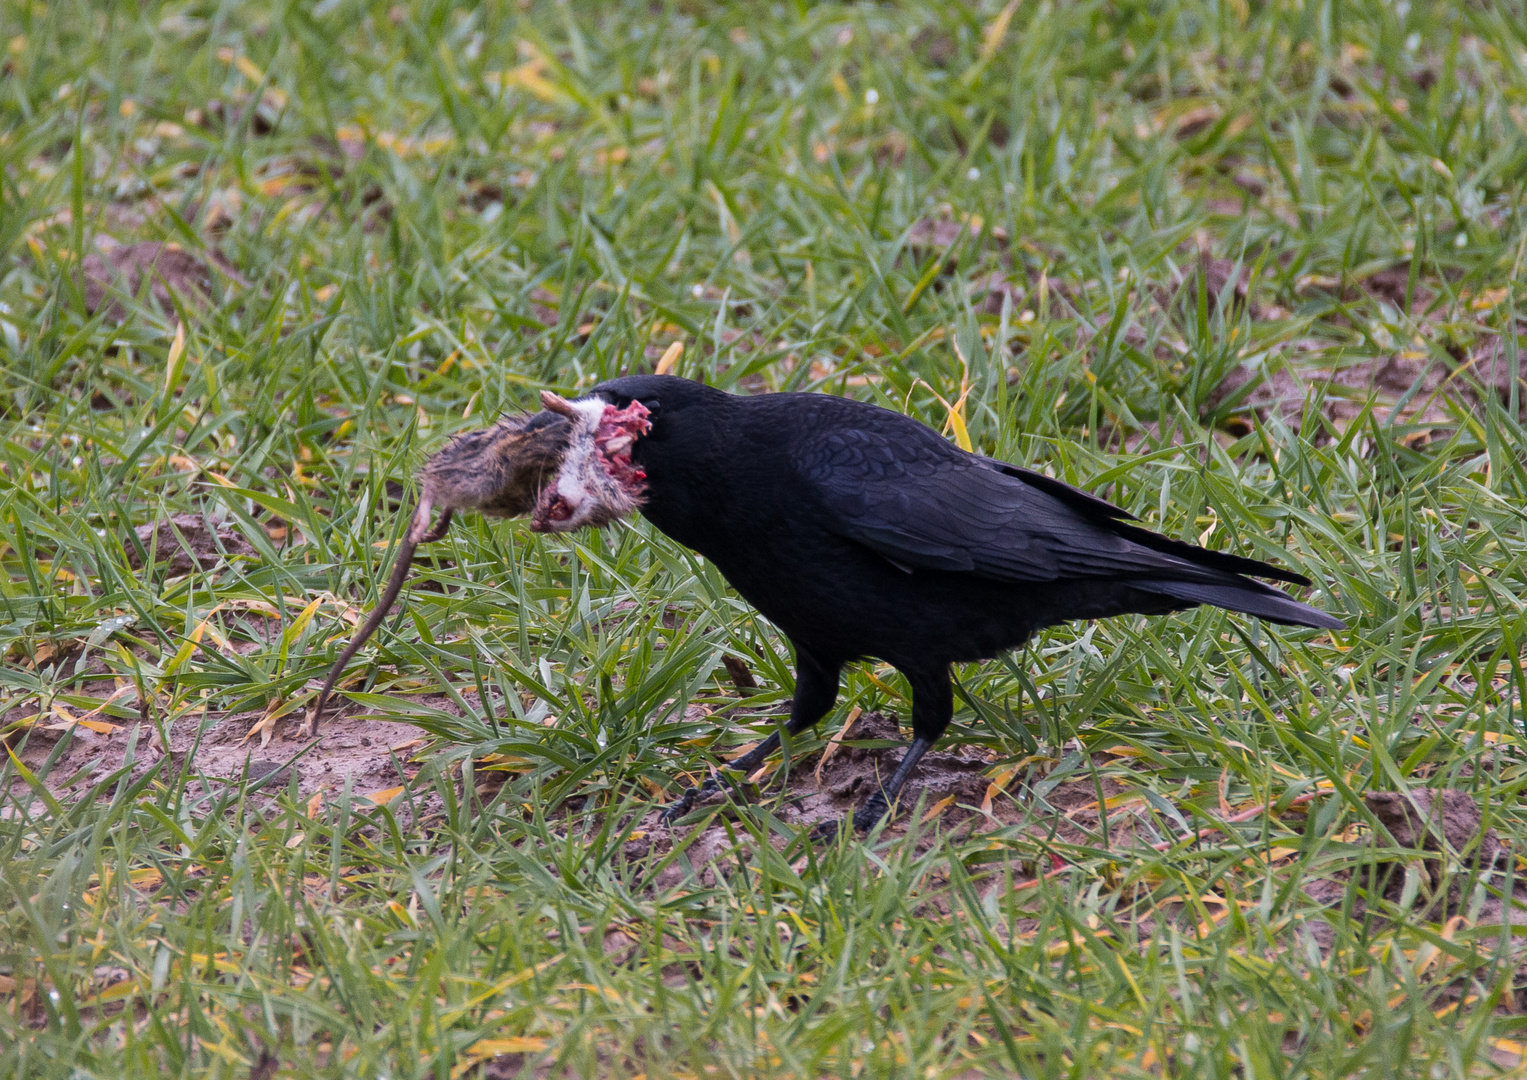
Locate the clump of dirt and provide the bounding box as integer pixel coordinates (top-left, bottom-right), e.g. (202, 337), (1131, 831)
(128, 514), (255, 575)
(1324, 352), (1464, 427)
(10, 704), (427, 821)
(911, 27), (959, 68)
(80, 241), (241, 320)
(1206, 359), (1315, 428)
(1364, 789), (1510, 918)
(1367, 788), (1504, 859)
(906, 216), (980, 252)
(1159, 253), (1252, 315)
(971, 271), (1025, 315)
(1361, 263), (1432, 311)
(902, 214), (1009, 276)
(1207, 350), (1475, 436)
(1465, 328), (1527, 412)
(609, 711), (1016, 890)
(1366, 788), (1501, 856)
(199, 96), (281, 137)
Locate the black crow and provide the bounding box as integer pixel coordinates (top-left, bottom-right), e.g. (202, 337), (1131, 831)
(555, 375), (1345, 830)
(312, 374), (1344, 832)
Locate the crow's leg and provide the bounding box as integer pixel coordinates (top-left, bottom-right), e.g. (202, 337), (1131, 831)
(715, 652), (839, 776)
(839, 664), (952, 833)
(848, 736), (935, 831)
(661, 649), (841, 824)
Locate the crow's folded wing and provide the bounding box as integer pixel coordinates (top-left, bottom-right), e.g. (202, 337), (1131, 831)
(794, 429), (1271, 585)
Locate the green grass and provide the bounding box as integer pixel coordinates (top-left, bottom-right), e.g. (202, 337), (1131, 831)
(5, 0), (1527, 1075)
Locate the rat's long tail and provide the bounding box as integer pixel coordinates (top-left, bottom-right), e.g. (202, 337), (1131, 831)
(300, 504), (453, 738)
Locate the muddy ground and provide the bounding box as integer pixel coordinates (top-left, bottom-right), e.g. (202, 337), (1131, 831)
(8, 699), (422, 814)
(13, 701), (1524, 934)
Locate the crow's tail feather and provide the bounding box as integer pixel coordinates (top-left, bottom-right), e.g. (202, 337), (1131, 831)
(1135, 579), (1346, 631)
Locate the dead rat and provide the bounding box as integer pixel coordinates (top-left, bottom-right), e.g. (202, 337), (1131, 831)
(302, 390), (651, 737)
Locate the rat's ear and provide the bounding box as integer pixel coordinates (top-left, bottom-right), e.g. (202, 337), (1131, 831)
(524, 409), (567, 432)
(540, 391), (579, 416)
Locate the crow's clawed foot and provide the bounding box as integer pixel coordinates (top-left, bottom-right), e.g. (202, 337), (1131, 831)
(851, 795), (890, 832)
(809, 795), (890, 843)
(659, 772), (726, 825)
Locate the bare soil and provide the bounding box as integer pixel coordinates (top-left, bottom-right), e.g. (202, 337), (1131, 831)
(129, 513), (256, 575)
(1207, 349), (1487, 435)
(11, 703), (420, 814)
(79, 240), (241, 319)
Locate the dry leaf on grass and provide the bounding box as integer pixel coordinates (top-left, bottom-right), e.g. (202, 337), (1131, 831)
(813, 707), (863, 784)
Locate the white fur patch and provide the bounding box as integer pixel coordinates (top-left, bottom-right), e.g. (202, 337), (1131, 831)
(545, 400), (601, 527)
(530, 396), (646, 532)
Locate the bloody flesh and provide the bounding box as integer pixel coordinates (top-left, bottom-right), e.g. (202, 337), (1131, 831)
(529, 399), (653, 533)
(594, 400), (651, 490)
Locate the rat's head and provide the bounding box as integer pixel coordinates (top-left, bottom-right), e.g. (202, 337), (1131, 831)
(529, 391), (652, 532)
(410, 388), (652, 537)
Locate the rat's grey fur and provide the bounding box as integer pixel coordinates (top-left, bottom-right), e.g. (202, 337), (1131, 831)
(418, 406), (573, 524)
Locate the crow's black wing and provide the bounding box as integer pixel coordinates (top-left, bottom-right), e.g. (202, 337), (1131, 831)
(794, 428), (1303, 586)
